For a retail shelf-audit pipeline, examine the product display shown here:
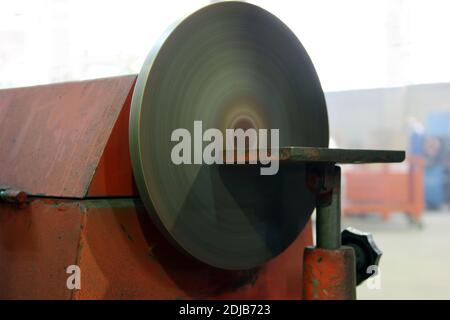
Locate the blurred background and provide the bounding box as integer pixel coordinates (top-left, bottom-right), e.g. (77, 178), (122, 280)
(1, 0), (450, 299)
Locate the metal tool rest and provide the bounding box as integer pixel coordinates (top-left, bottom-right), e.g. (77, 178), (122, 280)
(248, 146), (404, 299)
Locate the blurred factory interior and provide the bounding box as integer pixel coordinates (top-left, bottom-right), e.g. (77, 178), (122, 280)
(1, 0), (450, 299)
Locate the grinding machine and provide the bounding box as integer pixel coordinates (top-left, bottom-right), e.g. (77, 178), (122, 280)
(0, 2), (404, 299)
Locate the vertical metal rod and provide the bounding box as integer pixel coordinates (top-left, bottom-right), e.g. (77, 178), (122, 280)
(316, 165), (341, 249)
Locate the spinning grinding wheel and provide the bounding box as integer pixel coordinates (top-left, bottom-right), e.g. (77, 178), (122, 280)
(129, 1), (329, 269)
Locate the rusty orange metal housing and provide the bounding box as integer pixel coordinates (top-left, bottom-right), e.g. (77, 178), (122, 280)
(0, 76), (313, 299)
(303, 246), (356, 300)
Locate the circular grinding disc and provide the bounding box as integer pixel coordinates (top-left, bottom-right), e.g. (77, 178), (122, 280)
(129, 2), (329, 269)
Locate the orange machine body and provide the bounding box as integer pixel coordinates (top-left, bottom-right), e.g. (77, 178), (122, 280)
(0, 76), (313, 299)
(302, 246), (356, 300)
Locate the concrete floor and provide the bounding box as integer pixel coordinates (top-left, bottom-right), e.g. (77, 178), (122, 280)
(339, 211), (450, 300)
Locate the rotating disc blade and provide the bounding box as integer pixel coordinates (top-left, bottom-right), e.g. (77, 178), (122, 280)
(129, 2), (329, 269)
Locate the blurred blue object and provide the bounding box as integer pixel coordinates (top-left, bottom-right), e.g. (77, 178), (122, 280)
(424, 166), (444, 209)
(424, 112), (450, 209)
(425, 112), (450, 136)
(408, 117), (425, 156)
(409, 131), (424, 156)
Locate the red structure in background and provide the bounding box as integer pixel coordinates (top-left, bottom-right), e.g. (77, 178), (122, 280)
(343, 156), (424, 224)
